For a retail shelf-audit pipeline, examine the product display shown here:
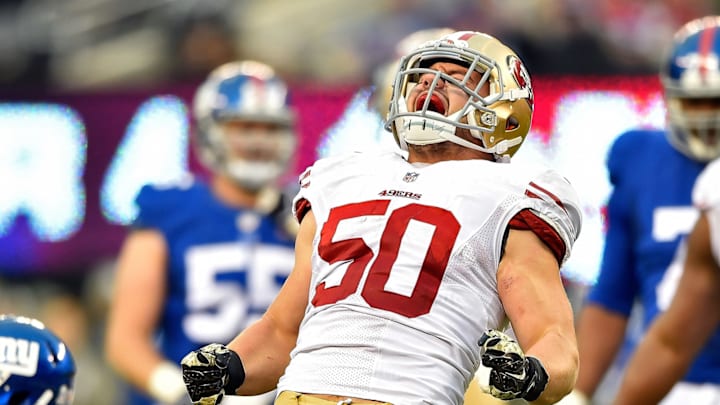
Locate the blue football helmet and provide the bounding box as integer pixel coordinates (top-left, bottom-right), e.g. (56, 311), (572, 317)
(662, 15), (720, 162)
(193, 60), (297, 190)
(0, 315), (75, 405)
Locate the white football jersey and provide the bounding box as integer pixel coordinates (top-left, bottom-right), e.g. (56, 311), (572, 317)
(279, 151), (582, 405)
(693, 157), (720, 265)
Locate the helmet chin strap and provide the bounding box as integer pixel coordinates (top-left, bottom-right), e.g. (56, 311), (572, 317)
(400, 113), (522, 161)
(491, 137), (522, 155)
(226, 160), (282, 190)
(687, 136), (720, 162)
(401, 114), (486, 150)
(394, 92), (523, 161)
(397, 95), (491, 152)
(397, 104), (499, 153)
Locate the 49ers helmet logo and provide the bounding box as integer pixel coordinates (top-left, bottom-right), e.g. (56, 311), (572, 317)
(508, 55), (534, 110)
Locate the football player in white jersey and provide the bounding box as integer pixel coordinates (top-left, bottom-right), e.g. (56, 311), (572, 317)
(612, 157), (720, 405)
(180, 31), (583, 405)
(319, 26), (522, 405)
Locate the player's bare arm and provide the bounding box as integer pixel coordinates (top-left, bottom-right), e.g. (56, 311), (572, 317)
(224, 209), (315, 396)
(498, 228), (578, 405)
(573, 303), (627, 398)
(105, 229), (183, 400)
(614, 213), (720, 405)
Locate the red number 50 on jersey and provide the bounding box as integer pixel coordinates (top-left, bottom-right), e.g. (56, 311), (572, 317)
(313, 200), (460, 318)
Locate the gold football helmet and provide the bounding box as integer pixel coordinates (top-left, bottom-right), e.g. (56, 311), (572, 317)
(386, 31), (533, 161)
(371, 27), (455, 120)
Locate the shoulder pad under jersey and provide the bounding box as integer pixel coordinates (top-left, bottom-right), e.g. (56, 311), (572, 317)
(522, 167), (583, 264)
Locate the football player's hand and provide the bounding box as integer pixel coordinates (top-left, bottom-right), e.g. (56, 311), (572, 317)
(476, 329), (549, 402)
(181, 343), (245, 405)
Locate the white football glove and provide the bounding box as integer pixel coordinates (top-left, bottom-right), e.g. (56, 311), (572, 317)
(181, 343), (246, 405)
(147, 361), (189, 404)
(555, 389), (591, 405)
(476, 329), (549, 402)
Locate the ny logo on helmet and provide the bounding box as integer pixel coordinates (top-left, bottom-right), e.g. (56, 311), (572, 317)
(0, 337), (40, 377)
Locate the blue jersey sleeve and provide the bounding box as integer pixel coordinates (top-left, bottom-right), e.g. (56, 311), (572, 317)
(132, 179), (198, 231)
(586, 131), (644, 316)
(133, 184), (171, 230)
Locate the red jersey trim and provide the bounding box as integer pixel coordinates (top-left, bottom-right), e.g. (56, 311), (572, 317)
(508, 209), (565, 264)
(294, 198), (312, 223)
(526, 181), (566, 212)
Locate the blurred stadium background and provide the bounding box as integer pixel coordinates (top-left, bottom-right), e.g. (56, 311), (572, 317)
(0, 0), (717, 403)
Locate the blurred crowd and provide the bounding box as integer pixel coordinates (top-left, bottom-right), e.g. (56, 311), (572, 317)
(0, 0), (717, 90)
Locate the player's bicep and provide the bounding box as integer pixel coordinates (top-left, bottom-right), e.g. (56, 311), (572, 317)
(497, 228), (574, 349)
(107, 229), (168, 340)
(263, 209), (314, 336)
(228, 211), (314, 390)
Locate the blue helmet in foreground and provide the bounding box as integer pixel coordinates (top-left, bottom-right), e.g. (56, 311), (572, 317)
(662, 16), (720, 161)
(0, 315), (75, 405)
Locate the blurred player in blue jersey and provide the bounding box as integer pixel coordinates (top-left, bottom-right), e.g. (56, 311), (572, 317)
(0, 314), (76, 405)
(105, 60), (298, 405)
(613, 156), (720, 404)
(560, 16), (720, 405)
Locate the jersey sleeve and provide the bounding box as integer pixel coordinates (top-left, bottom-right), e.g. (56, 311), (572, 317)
(133, 184), (169, 229)
(519, 168), (583, 266)
(293, 165), (315, 223)
(693, 157), (720, 210)
(132, 177), (196, 230)
(293, 158), (331, 223)
(292, 154), (358, 223)
(693, 157), (720, 265)
(586, 132), (642, 316)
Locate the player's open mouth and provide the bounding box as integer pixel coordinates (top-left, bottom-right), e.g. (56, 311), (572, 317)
(416, 94), (446, 115)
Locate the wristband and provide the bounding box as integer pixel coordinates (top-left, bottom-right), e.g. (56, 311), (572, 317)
(148, 361), (187, 403)
(563, 389), (591, 405)
(522, 356), (549, 402)
(225, 349), (246, 394)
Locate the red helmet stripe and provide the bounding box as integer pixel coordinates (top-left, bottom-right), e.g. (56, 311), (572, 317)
(699, 19), (717, 82)
(458, 32), (474, 41)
